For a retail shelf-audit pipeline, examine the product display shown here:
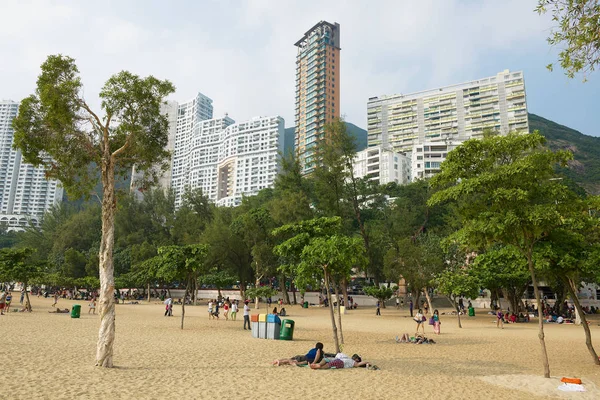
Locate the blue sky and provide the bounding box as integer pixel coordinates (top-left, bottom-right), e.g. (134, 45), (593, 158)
(1, 0), (598, 136)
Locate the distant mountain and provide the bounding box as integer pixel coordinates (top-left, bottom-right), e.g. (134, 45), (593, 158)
(529, 113), (600, 195)
(283, 122), (368, 155)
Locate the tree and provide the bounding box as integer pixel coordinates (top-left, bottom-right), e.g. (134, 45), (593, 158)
(297, 235), (366, 353)
(436, 260), (479, 328)
(363, 286), (395, 311)
(156, 245), (209, 329)
(429, 131), (573, 378)
(12, 55), (175, 367)
(0, 248), (44, 311)
(536, 0), (600, 79)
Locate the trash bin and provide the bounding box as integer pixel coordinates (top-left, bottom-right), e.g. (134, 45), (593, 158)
(303, 301), (308, 309)
(258, 314), (267, 339)
(468, 306), (475, 317)
(251, 314), (259, 338)
(280, 319), (295, 341)
(71, 304), (81, 319)
(267, 314), (281, 340)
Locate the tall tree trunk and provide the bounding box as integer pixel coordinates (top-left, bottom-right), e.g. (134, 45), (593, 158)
(566, 277), (600, 365)
(324, 269), (340, 353)
(450, 296), (462, 328)
(181, 280), (189, 330)
(147, 282), (150, 303)
(193, 279), (197, 306)
(526, 249), (551, 378)
(291, 281), (297, 305)
(281, 274), (291, 305)
(341, 278), (349, 313)
(423, 287), (434, 316)
(24, 282), (32, 312)
(334, 284), (344, 345)
(254, 276), (261, 310)
(96, 160), (116, 368)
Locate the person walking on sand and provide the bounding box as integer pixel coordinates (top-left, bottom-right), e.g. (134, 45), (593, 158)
(224, 301), (230, 321)
(89, 299), (96, 314)
(243, 300), (251, 330)
(52, 291), (59, 308)
(396, 296), (400, 309)
(208, 300), (214, 319)
(414, 308), (425, 335)
(409, 299), (414, 317)
(164, 297), (173, 316)
(432, 309), (441, 335)
(230, 300), (238, 321)
(496, 307), (504, 329)
(376, 300), (381, 316)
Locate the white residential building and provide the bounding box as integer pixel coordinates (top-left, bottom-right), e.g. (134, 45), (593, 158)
(367, 70), (529, 171)
(410, 141), (462, 180)
(170, 93), (214, 206)
(0, 100), (63, 229)
(353, 146), (411, 185)
(172, 115), (285, 208)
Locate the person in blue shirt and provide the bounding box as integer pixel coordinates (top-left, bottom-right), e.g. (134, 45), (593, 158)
(273, 342), (325, 366)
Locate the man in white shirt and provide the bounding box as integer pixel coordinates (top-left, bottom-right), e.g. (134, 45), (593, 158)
(164, 297), (173, 316)
(243, 300), (251, 330)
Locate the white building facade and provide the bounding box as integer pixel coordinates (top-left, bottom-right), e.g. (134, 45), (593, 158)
(0, 100), (63, 229)
(172, 115), (285, 208)
(170, 93), (214, 207)
(353, 146), (411, 185)
(367, 70), (529, 180)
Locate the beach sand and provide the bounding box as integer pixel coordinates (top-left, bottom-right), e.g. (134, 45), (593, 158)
(2, 297), (600, 399)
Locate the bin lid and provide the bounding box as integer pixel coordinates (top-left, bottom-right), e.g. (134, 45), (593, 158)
(258, 314), (267, 322)
(267, 314), (281, 323)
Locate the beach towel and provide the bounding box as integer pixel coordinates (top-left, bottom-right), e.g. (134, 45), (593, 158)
(557, 383), (586, 392)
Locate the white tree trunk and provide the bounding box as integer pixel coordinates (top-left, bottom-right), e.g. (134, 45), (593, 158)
(96, 160), (116, 368)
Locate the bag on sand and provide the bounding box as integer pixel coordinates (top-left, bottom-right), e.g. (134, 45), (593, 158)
(428, 317), (435, 325)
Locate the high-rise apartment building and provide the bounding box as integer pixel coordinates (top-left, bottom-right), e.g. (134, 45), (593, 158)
(171, 115), (284, 207)
(170, 93), (214, 206)
(367, 70), (528, 154)
(0, 100), (63, 229)
(294, 21), (341, 173)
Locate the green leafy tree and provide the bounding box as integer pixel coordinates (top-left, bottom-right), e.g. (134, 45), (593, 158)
(429, 131), (573, 378)
(156, 245), (209, 329)
(12, 54), (175, 367)
(363, 286), (395, 311)
(536, 0), (600, 79)
(0, 248), (45, 311)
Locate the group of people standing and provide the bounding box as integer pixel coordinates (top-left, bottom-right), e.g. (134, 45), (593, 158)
(414, 306), (441, 335)
(207, 298), (240, 321)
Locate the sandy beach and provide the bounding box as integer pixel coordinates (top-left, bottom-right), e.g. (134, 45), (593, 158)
(2, 297), (600, 399)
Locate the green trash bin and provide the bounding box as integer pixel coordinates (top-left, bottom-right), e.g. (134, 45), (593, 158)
(303, 301), (308, 309)
(280, 319), (295, 340)
(71, 304), (81, 319)
(468, 306), (475, 317)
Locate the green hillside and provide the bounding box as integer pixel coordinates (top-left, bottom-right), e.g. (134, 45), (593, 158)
(284, 122), (368, 155)
(529, 113), (600, 195)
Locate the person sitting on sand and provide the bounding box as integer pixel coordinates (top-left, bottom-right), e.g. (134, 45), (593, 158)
(273, 342), (326, 366)
(272, 307), (278, 315)
(279, 307), (287, 316)
(48, 308), (70, 313)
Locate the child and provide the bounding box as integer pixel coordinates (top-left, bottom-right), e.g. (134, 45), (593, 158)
(230, 301), (238, 321)
(432, 309), (441, 335)
(88, 299), (96, 314)
(224, 301), (230, 321)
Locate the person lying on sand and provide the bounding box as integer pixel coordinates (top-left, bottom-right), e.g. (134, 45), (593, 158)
(273, 342), (335, 366)
(395, 333), (436, 344)
(48, 308), (70, 313)
(310, 353), (378, 369)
